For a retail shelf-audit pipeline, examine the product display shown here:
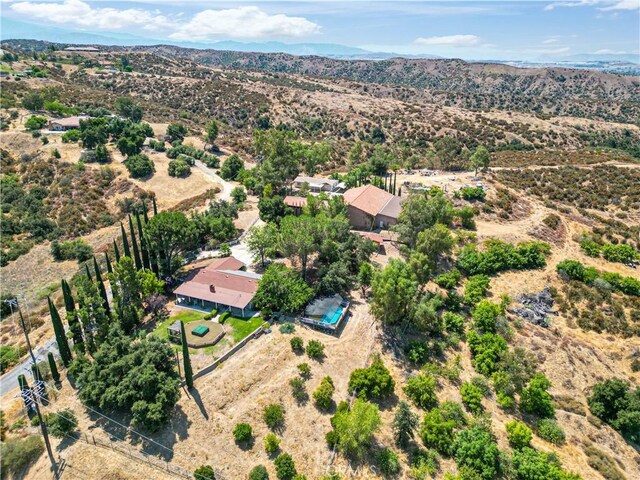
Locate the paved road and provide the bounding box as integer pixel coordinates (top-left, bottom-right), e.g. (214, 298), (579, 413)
(0, 337), (59, 396)
(194, 160), (234, 200)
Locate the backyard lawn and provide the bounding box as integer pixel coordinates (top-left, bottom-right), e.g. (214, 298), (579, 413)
(226, 316), (264, 342)
(153, 310), (263, 344)
(153, 310), (205, 340)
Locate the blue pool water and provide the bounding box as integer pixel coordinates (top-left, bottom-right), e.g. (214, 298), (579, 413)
(321, 306), (344, 325)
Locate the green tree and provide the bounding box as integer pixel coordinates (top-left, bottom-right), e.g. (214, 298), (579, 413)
(370, 259), (418, 325)
(254, 129), (301, 191)
(332, 399), (381, 458)
(136, 214), (151, 270)
(404, 374), (438, 410)
(246, 224), (279, 267)
(258, 195), (290, 224)
(263, 403), (285, 430)
(109, 257), (143, 334)
(231, 186), (247, 205)
(72, 327), (180, 431)
(395, 193), (455, 248)
(520, 373), (555, 418)
(120, 223), (131, 258)
(415, 224), (454, 268)
(194, 465), (215, 480)
(434, 137), (465, 170)
(348, 355), (395, 400)
(451, 426), (500, 480)
(128, 215), (143, 271)
(124, 154), (154, 178)
(48, 297), (72, 366)
(145, 211), (197, 277)
(313, 377), (335, 411)
(180, 321), (193, 389)
(274, 453), (297, 480)
(233, 423), (252, 443)
(220, 154), (244, 180)
(115, 97), (143, 122)
(279, 215), (318, 280)
(469, 146), (490, 175)
(206, 120), (219, 144)
(357, 262), (374, 296)
(264, 432), (281, 455)
(472, 300), (503, 334)
(166, 123), (187, 142)
(460, 382), (484, 415)
(505, 420), (532, 449)
(45, 409), (77, 438)
(61, 279), (84, 353)
(254, 264), (313, 314)
(93, 257), (111, 318)
(249, 465), (269, 480)
(392, 401), (419, 448)
(47, 352), (60, 383)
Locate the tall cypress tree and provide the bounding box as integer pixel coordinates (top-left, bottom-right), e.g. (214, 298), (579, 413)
(128, 215), (143, 271)
(93, 257), (111, 317)
(136, 214), (150, 270)
(143, 202), (150, 223)
(31, 363), (43, 383)
(120, 223), (131, 258)
(48, 296), (72, 366)
(152, 196), (158, 216)
(105, 251), (113, 274)
(180, 321), (193, 389)
(18, 374), (28, 392)
(148, 237), (160, 276)
(113, 240), (121, 263)
(48, 352), (60, 384)
(61, 280), (84, 354)
(85, 263), (92, 282)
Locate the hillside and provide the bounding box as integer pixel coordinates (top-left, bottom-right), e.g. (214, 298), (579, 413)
(0, 40), (639, 480)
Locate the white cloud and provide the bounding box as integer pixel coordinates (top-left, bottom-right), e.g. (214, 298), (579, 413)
(10, 0), (175, 31)
(594, 48), (631, 53)
(544, 0), (639, 10)
(600, 0), (640, 10)
(414, 35), (482, 47)
(169, 6), (320, 41)
(543, 38), (559, 44)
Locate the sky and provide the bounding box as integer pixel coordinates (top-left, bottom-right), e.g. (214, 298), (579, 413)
(1, 0), (639, 60)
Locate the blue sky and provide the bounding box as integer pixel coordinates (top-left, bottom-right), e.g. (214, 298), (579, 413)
(2, 0), (639, 60)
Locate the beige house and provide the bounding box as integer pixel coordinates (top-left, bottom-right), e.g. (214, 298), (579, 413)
(48, 116), (89, 131)
(343, 184), (402, 230)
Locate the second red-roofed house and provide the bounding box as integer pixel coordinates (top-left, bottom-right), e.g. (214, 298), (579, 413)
(343, 184), (402, 230)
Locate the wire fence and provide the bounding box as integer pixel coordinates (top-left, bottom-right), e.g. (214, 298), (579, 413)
(67, 430), (194, 479)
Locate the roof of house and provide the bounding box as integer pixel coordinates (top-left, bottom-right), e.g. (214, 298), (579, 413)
(294, 176), (339, 188)
(174, 256), (262, 310)
(353, 231), (384, 245)
(343, 184), (401, 219)
(49, 116), (89, 128)
(284, 196), (308, 208)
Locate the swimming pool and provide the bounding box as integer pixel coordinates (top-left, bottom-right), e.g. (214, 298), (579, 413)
(321, 306), (344, 325)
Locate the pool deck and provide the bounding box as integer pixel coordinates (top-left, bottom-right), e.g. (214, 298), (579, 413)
(300, 300), (350, 331)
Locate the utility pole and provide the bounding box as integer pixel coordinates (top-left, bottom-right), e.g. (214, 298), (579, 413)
(4, 297), (58, 479)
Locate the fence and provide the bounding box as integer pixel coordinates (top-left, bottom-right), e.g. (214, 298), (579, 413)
(191, 325), (264, 381)
(69, 431), (195, 479)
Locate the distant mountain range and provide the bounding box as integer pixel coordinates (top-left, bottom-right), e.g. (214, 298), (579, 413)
(0, 17), (637, 66)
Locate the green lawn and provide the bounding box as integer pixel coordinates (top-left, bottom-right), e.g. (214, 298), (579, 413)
(226, 316), (264, 342)
(153, 310), (206, 340)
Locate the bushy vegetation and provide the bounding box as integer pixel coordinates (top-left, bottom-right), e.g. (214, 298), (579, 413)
(458, 239), (550, 276)
(588, 378), (640, 442)
(263, 403), (285, 430)
(557, 260), (640, 296)
(50, 239), (93, 262)
(313, 376), (335, 411)
(327, 399), (381, 458)
(404, 373), (438, 410)
(124, 154), (155, 178)
(0, 435), (44, 477)
(233, 423), (253, 443)
(348, 355), (395, 401)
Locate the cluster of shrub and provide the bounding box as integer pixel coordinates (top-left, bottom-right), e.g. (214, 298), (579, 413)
(50, 239), (94, 263)
(457, 239), (550, 276)
(588, 378), (639, 443)
(557, 260), (640, 296)
(580, 239), (638, 265)
(456, 186), (486, 201)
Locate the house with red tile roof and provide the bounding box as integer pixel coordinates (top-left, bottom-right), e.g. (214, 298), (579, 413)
(343, 184), (402, 230)
(174, 257), (262, 318)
